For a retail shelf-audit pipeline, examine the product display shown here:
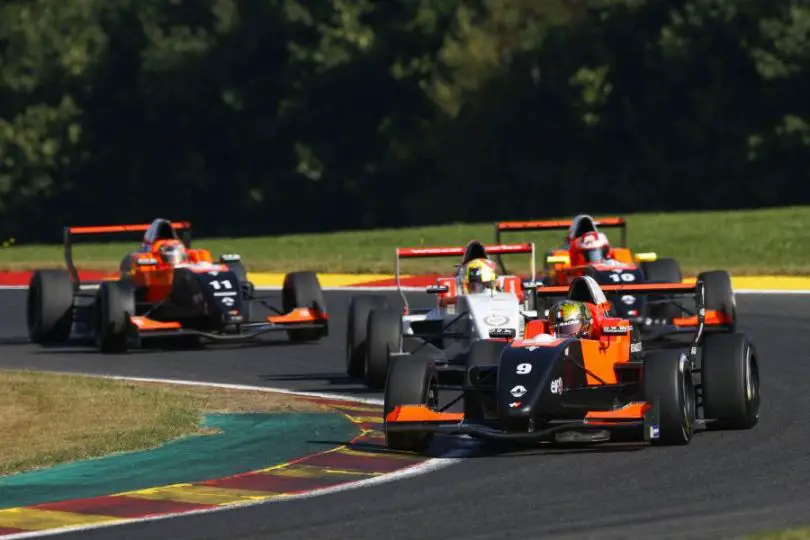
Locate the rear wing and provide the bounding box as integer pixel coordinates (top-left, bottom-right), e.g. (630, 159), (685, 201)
(494, 217), (627, 274)
(395, 243), (536, 310)
(64, 221), (192, 288)
(533, 281), (726, 354)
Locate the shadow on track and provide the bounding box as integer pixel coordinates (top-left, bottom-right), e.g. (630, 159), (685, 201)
(259, 372), (382, 395)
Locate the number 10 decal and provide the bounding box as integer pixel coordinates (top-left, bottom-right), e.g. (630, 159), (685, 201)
(608, 273), (636, 283)
(209, 279), (233, 290)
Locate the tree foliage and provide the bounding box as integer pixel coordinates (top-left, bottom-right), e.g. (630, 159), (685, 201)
(0, 0), (807, 241)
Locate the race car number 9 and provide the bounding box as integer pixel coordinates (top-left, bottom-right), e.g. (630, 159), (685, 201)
(516, 363), (532, 374)
(209, 279), (233, 290)
(608, 273), (635, 283)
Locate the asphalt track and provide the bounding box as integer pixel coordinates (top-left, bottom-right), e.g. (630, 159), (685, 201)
(1, 289), (809, 539)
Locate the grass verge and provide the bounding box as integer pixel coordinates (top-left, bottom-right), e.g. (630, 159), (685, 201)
(0, 206), (807, 275)
(749, 526), (810, 539)
(0, 370), (329, 476)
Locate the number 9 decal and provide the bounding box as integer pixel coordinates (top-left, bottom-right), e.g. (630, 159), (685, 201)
(516, 363), (532, 375)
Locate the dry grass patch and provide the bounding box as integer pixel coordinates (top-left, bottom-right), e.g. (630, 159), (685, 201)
(0, 370), (329, 476)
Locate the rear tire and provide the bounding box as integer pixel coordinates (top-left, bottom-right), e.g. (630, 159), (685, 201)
(27, 270), (74, 343)
(701, 333), (759, 430)
(346, 295), (388, 378)
(281, 271), (327, 342)
(698, 270), (736, 331)
(95, 281), (135, 353)
(384, 353), (437, 453)
(365, 308), (402, 390)
(641, 258), (683, 320)
(644, 350), (695, 445)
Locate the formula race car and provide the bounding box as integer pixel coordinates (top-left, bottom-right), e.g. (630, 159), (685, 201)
(494, 214), (737, 331)
(383, 276), (759, 453)
(26, 219), (328, 352)
(345, 240), (538, 389)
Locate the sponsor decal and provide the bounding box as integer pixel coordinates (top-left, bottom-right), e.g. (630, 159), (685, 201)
(221, 296), (235, 306)
(484, 313), (510, 326)
(630, 341), (642, 353)
(510, 385), (527, 398)
(489, 328), (516, 338)
(621, 295), (636, 305)
(550, 377), (563, 395)
(214, 291), (238, 297)
(509, 401), (522, 408)
(602, 325), (630, 335)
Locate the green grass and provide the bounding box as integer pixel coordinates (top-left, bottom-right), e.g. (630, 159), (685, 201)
(749, 526), (810, 539)
(0, 370), (327, 476)
(0, 206), (808, 275)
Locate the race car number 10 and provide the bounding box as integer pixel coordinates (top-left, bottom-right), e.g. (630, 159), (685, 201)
(608, 273), (636, 283)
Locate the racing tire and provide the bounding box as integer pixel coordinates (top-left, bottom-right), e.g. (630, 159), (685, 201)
(641, 258), (683, 320)
(384, 353), (438, 453)
(701, 333), (760, 430)
(641, 258), (683, 283)
(365, 308), (402, 390)
(95, 281), (135, 353)
(346, 295), (388, 378)
(27, 269), (74, 344)
(698, 270), (736, 331)
(643, 350), (695, 446)
(281, 271), (327, 342)
(463, 340), (506, 421)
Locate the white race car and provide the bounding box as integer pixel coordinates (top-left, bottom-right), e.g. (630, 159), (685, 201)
(345, 240), (538, 389)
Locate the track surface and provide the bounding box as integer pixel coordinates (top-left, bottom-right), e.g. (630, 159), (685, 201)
(1, 289), (808, 539)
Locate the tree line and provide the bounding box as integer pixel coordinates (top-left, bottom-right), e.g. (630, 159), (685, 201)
(1, 0), (807, 242)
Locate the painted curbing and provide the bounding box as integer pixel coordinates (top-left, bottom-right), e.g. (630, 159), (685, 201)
(0, 378), (455, 539)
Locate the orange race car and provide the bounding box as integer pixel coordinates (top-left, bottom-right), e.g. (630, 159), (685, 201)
(26, 218), (327, 352)
(493, 214), (737, 335)
(383, 276), (760, 453)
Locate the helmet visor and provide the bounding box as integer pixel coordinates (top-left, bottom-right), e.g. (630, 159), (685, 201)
(583, 249), (604, 263)
(553, 319), (585, 337)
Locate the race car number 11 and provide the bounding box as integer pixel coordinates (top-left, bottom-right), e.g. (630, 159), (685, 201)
(209, 279), (233, 290)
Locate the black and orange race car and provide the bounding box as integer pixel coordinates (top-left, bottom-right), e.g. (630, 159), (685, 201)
(26, 218), (327, 352)
(494, 214), (737, 332)
(383, 276), (759, 453)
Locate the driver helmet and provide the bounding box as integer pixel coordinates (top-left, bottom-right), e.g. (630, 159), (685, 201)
(463, 258), (498, 293)
(158, 240), (188, 266)
(548, 300), (593, 338)
(570, 231), (610, 264)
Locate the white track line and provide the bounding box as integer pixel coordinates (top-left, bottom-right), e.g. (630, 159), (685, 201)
(0, 375), (465, 539)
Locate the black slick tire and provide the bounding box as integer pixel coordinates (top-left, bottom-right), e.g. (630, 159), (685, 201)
(643, 350), (695, 445)
(27, 269), (74, 343)
(346, 295), (388, 378)
(384, 353), (437, 453)
(641, 258), (683, 320)
(95, 281), (135, 353)
(281, 271), (327, 342)
(365, 308), (401, 390)
(698, 270), (736, 331)
(701, 333), (760, 430)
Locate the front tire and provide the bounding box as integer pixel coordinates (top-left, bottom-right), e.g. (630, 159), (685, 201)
(701, 333), (760, 430)
(365, 308), (402, 390)
(644, 350), (695, 445)
(346, 295), (388, 378)
(281, 271), (327, 342)
(384, 353), (438, 453)
(95, 281), (135, 353)
(698, 270), (736, 331)
(27, 270), (74, 344)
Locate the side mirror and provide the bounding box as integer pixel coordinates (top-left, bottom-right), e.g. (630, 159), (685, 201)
(426, 285), (450, 294)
